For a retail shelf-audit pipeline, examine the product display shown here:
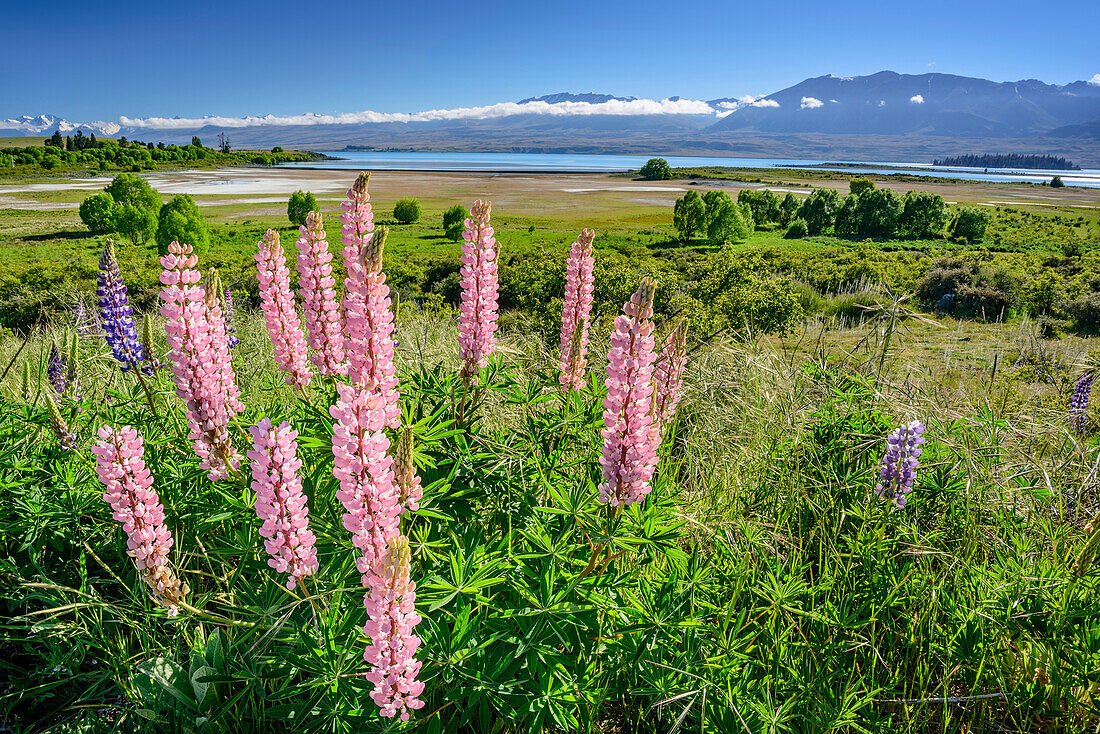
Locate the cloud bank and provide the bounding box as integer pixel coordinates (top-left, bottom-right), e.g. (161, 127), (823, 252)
(800, 97), (824, 109)
(118, 98), (718, 130)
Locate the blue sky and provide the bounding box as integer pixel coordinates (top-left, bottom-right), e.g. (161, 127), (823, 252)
(3, 0), (1098, 120)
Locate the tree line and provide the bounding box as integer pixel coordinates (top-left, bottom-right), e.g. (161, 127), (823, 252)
(932, 154), (1079, 171)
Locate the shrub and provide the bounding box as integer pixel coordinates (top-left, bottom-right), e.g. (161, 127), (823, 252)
(779, 192), (800, 226)
(114, 203), (158, 246)
(393, 198), (422, 224)
(916, 258), (1017, 320)
(638, 157), (672, 180)
(673, 191), (706, 241)
(688, 249), (803, 335)
(785, 218), (809, 239)
(899, 191), (948, 238)
(442, 204), (468, 240)
(849, 177), (875, 196)
(1051, 175), (1065, 188)
(949, 207), (989, 243)
(737, 189), (781, 226)
(104, 173), (161, 212)
(1062, 292), (1100, 332)
(798, 189), (840, 235)
(79, 192), (116, 234)
(704, 191), (751, 245)
(156, 194), (210, 253)
(287, 190), (317, 226)
(854, 188), (902, 238)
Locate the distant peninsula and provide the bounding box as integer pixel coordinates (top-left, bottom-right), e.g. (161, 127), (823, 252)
(932, 154), (1080, 170)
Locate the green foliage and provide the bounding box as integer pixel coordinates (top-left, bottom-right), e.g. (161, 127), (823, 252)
(1021, 270), (1063, 316)
(442, 204), (468, 241)
(737, 188), (781, 225)
(156, 194), (210, 253)
(637, 157), (672, 180)
(779, 191), (800, 225)
(393, 197), (422, 224)
(1051, 175), (1065, 188)
(704, 191), (752, 245)
(799, 188), (840, 235)
(287, 190), (317, 226)
(785, 217), (809, 239)
(672, 190), (706, 241)
(916, 258), (1018, 319)
(949, 207), (990, 243)
(114, 203), (158, 246)
(78, 191), (116, 234)
(854, 188), (902, 239)
(899, 190), (948, 238)
(104, 173), (162, 212)
(688, 248), (803, 334)
(849, 176), (875, 196)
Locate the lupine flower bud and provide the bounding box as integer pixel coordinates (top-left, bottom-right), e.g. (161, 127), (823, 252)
(599, 278), (660, 508)
(651, 318), (688, 431)
(223, 287), (240, 349)
(297, 211), (347, 376)
(256, 229), (313, 390)
(47, 343), (70, 398)
(1072, 372), (1094, 435)
(247, 418), (319, 590)
(20, 361), (32, 401)
(91, 426), (188, 615)
(341, 172), (375, 271)
(363, 535), (425, 721)
(875, 420), (926, 507)
(559, 229), (596, 390)
(140, 314), (164, 371)
(45, 393), (76, 451)
(394, 423), (423, 512)
(458, 200), (499, 381)
(74, 296), (98, 337)
(97, 239), (149, 373)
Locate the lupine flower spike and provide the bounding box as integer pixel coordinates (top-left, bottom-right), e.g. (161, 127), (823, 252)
(651, 318), (688, 432)
(74, 296), (98, 337)
(141, 314), (165, 371)
(458, 200), (500, 381)
(394, 423), (423, 512)
(1072, 372), (1094, 435)
(247, 418), (319, 590)
(599, 278), (660, 508)
(343, 227), (400, 428)
(256, 229), (313, 390)
(97, 239), (149, 373)
(223, 287), (240, 349)
(297, 211), (347, 376)
(91, 426), (188, 615)
(159, 242), (244, 480)
(44, 393), (76, 451)
(559, 228), (596, 390)
(340, 171), (375, 277)
(875, 420), (926, 507)
(363, 535), (425, 720)
(47, 343), (70, 398)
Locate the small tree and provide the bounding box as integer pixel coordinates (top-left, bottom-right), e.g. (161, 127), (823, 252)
(779, 192), (800, 226)
(949, 207), (989, 243)
(114, 203), (158, 246)
(1051, 175), (1065, 188)
(638, 158), (673, 181)
(785, 218), (809, 239)
(79, 192), (117, 234)
(287, 190), (318, 226)
(899, 190), (948, 238)
(705, 191), (751, 245)
(854, 188), (902, 238)
(834, 195), (861, 236)
(218, 133), (231, 154)
(191, 136), (203, 148)
(156, 194), (210, 253)
(738, 189), (780, 225)
(798, 189), (840, 235)
(393, 198), (422, 224)
(849, 177), (875, 196)
(673, 190), (706, 241)
(105, 173), (162, 211)
(443, 204), (468, 241)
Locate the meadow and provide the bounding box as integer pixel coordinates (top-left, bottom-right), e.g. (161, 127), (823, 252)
(2, 165), (1100, 733)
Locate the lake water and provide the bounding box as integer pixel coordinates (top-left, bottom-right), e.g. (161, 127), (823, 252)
(278, 151), (1100, 188)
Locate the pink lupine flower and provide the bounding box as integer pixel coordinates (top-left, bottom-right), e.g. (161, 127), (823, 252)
(559, 228), (596, 390)
(159, 243), (244, 480)
(342, 227), (400, 429)
(247, 418), (319, 590)
(393, 423), (423, 512)
(330, 382), (401, 574)
(340, 171), (375, 277)
(651, 318), (688, 431)
(91, 425), (188, 616)
(256, 229), (313, 390)
(296, 211), (347, 377)
(363, 535), (425, 721)
(599, 279), (660, 508)
(458, 200), (500, 381)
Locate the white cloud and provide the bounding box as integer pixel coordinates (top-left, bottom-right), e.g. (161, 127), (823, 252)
(751, 98), (780, 108)
(1090, 73), (1100, 86)
(829, 99), (839, 104)
(878, 100), (886, 107)
(717, 95), (778, 111)
(910, 94), (925, 104)
(800, 96), (824, 109)
(118, 98), (717, 130)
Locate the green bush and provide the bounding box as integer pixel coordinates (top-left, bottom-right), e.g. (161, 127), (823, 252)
(104, 173), (162, 212)
(798, 189), (840, 235)
(638, 157), (672, 180)
(949, 207), (990, 243)
(114, 203), (158, 246)
(393, 198), (422, 224)
(849, 177), (875, 196)
(156, 194), (210, 253)
(673, 190), (706, 241)
(785, 218), (809, 239)
(287, 190), (317, 226)
(79, 192), (116, 234)
(899, 191), (948, 238)
(442, 204), (468, 241)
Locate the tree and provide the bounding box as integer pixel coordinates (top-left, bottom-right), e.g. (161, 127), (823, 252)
(217, 133), (231, 154)
(79, 192), (116, 234)
(105, 173), (162, 212)
(849, 177), (875, 196)
(779, 192), (800, 226)
(737, 189), (781, 226)
(443, 204), (468, 241)
(156, 194), (210, 253)
(673, 190), (706, 241)
(798, 189), (840, 235)
(834, 195), (861, 236)
(638, 158), (673, 181)
(191, 136), (203, 148)
(899, 191), (948, 238)
(1051, 175), (1065, 188)
(949, 207), (989, 243)
(114, 203), (158, 245)
(287, 190), (318, 226)
(854, 188), (902, 238)
(47, 130), (63, 148)
(705, 191), (751, 245)
(393, 198), (421, 224)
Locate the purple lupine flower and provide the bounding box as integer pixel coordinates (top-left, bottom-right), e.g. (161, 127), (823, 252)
(47, 343), (69, 397)
(1072, 372), (1094, 435)
(224, 287), (240, 349)
(74, 297), (99, 337)
(97, 239), (149, 373)
(875, 420), (926, 507)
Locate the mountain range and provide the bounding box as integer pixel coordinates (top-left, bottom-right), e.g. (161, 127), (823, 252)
(5, 71), (1100, 164)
